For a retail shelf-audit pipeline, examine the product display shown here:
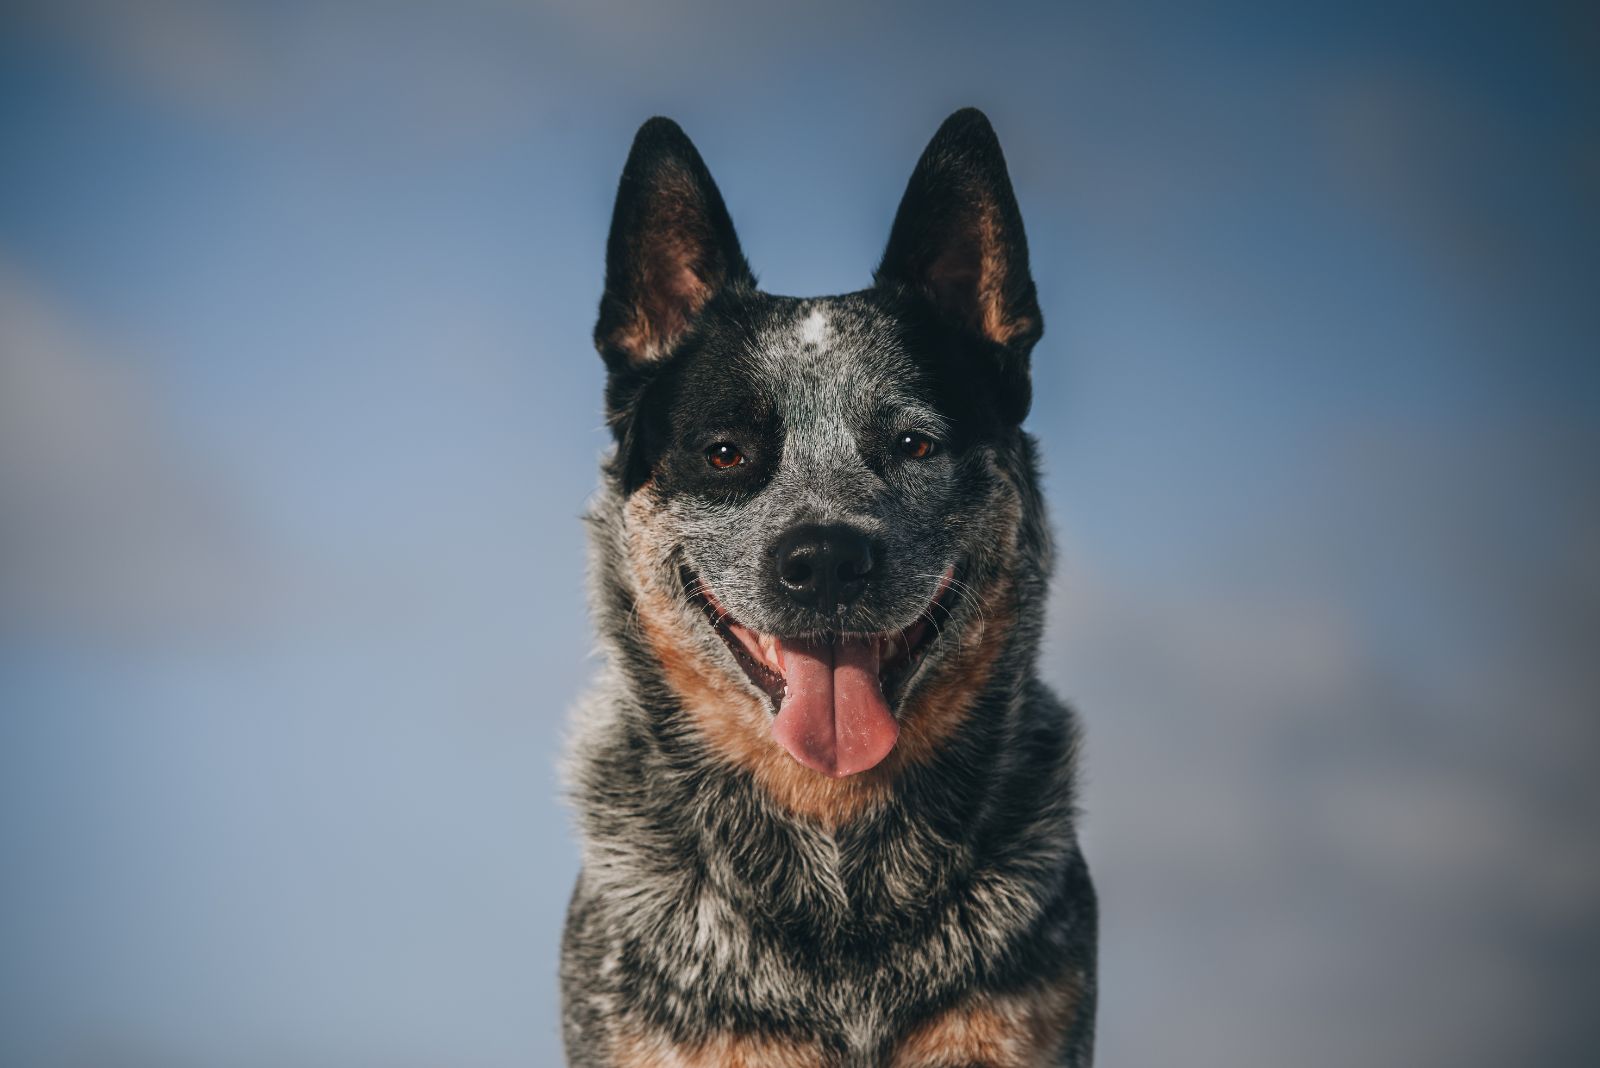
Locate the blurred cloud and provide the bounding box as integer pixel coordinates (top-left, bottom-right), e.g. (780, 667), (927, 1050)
(12, 0), (572, 153)
(0, 258), (286, 641)
(1054, 523), (1600, 1067)
(1320, 64), (1600, 346)
(1051, 384), (1600, 1064)
(16, 0), (273, 117)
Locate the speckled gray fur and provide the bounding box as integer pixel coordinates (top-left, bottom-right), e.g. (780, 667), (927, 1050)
(560, 110), (1097, 1067)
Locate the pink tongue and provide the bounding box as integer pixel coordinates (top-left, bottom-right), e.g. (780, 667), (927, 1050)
(771, 636), (900, 777)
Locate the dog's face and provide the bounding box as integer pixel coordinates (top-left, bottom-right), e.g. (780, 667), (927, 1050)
(595, 111), (1043, 781)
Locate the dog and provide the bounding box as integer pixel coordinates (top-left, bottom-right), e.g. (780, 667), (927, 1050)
(561, 108), (1096, 1067)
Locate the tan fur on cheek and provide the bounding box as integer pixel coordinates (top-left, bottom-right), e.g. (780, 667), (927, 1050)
(891, 479), (1025, 768)
(891, 980), (1080, 1068)
(613, 1028), (828, 1068)
(890, 572), (1014, 769)
(622, 492), (759, 719)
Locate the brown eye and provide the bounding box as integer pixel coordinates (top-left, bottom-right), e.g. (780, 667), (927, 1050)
(898, 432), (937, 459)
(706, 442), (745, 469)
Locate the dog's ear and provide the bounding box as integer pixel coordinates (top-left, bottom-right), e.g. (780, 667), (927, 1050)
(595, 118), (753, 370)
(876, 108), (1041, 424)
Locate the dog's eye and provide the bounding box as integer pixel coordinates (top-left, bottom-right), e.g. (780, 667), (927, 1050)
(706, 442), (745, 470)
(897, 432), (937, 459)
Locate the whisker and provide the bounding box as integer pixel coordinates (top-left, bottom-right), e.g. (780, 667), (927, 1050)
(903, 568), (989, 656)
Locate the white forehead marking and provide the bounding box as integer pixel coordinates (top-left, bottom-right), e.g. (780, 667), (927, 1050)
(798, 307), (829, 346)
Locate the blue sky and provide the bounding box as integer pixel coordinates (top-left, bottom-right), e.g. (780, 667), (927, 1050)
(1, 3), (1597, 1066)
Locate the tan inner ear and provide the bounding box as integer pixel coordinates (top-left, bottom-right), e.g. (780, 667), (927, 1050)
(925, 196), (1035, 349)
(610, 168), (721, 365)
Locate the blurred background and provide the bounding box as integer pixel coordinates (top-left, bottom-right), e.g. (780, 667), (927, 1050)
(2, 2), (1596, 1065)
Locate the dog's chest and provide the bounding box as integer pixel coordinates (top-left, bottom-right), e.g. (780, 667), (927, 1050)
(610, 819), (1005, 1032)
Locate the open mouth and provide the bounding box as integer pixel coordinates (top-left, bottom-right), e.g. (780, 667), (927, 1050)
(682, 565), (957, 778)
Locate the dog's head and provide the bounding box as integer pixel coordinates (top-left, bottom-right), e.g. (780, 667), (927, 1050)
(595, 110), (1045, 782)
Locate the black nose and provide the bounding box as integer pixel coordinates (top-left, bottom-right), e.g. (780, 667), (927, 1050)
(773, 524), (877, 610)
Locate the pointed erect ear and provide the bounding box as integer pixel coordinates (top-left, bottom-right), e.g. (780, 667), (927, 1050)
(875, 108), (1042, 423)
(595, 118), (753, 370)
